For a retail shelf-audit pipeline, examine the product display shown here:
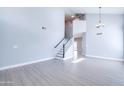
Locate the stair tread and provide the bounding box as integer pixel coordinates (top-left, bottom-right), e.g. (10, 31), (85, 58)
(57, 53), (63, 55)
(55, 57), (63, 60)
(56, 55), (63, 57)
(58, 51), (63, 53)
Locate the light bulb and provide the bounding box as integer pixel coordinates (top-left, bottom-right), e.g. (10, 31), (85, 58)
(96, 23), (104, 28)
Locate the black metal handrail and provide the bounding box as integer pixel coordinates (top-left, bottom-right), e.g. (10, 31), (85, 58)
(64, 37), (72, 46)
(54, 38), (65, 48)
(63, 44), (65, 58)
(62, 37), (72, 58)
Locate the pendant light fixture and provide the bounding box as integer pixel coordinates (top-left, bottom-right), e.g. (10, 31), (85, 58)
(96, 7), (104, 28)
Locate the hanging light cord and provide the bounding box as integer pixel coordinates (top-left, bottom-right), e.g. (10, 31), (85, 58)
(96, 7), (104, 29)
(99, 7), (101, 23)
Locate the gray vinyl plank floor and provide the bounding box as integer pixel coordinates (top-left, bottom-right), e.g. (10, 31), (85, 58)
(0, 57), (124, 86)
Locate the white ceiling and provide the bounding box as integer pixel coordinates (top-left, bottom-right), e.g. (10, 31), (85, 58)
(64, 7), (124, 14)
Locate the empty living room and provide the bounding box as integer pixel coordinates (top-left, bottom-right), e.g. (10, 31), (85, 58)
(0, 1), (124, 89)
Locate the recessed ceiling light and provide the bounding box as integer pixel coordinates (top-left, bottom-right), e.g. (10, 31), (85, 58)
(71, 15), (75, 18)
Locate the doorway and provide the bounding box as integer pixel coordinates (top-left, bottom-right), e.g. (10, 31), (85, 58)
(64, 14), (86, 61)
(73, 32), (86, 60)
(74, 37), (83, 60)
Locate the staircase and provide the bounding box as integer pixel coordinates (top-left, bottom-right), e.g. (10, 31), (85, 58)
(56, 47), (64, 59)
(54, 38), (73, 60)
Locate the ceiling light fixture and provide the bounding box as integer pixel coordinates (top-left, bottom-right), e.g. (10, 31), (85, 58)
(96, 7), (104, 28)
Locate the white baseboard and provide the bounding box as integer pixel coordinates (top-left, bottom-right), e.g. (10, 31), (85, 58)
(55, 56), (73, 60)
(63, 56), (73, 60)
(86, 55), (124, 62)
(0, 57), (54, 71)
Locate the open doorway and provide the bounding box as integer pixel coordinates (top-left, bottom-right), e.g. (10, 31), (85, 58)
(74, 37), (83, 59)
(73, 17), (86, 60)
(65, 14), (86, 61)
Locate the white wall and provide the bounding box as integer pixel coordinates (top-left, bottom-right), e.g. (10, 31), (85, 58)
(86, 14), (124, 60)
(0, 8), (64, 68)
(73, 19), (86, 34)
